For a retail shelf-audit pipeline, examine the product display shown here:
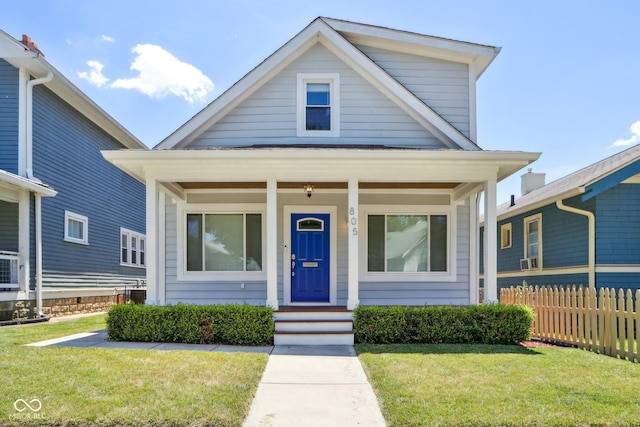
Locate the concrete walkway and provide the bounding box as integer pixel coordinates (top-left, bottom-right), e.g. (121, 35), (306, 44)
(243, 345), (386, 427)
(28, 331), (387, 426)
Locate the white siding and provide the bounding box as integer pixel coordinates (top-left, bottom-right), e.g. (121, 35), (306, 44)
(356, 45), (471, 138)
(187, 43), (445, 149)
(163, 192), (470, 306)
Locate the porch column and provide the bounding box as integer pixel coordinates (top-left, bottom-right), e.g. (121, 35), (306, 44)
(145, 178), (158, 305)
(18, 190), (30, 293)
(266, 178), (279, 310)
(347, 179), (359, 310)
(483, 178), (498, 303)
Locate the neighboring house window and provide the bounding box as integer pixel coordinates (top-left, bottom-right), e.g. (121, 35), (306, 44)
(500, 223), (512, 249)
(297, 73), (340, 137)
(186, 213), (263, 272)
(64, 211), (88, 245)
(365, 210), (451, 275)
(524, 213), (542, 268)
(121, 228), (146, 267)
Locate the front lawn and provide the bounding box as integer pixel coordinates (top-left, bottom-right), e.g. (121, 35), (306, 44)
(357, 343), (640, 427)
(0, 314), (268, 427)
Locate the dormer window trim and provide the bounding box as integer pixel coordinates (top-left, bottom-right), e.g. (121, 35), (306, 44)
(296, 73), (340, 137)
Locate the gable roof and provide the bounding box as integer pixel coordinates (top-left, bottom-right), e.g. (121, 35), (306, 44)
(0, 29), (146, 150)
(156, 17), (500, 151)
(496, 143), (640, 220)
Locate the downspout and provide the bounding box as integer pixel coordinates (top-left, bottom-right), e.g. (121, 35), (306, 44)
(25, 71), (53, 317)
(555, 199), (595, 289)
(26, 71), (53, 181)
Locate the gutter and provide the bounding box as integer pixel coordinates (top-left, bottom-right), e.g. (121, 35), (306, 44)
(555, 198), (595, 289)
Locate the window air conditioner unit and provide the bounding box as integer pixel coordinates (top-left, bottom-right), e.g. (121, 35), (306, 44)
(520, 258), (530, 271)
(529, 257), (539, 269)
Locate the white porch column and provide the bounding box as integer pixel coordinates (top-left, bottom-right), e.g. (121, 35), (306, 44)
(18, 190), (30, 294)
(145, 178), (158, 305)
(35, 194), (43, 316)
(483, 178), (498, 303)
(266, 178), (279, 310)
(347, 179), (359, 310)
(468, 194), (479, 305)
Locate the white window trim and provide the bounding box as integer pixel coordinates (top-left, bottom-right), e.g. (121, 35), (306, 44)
(500, 223), (512, 249)
(296, 73), (340, 137)
(359, 204), (457, 282)
(524, 213), (543, 269)
(64, 210), (88, 245)
(177, 202), (267, 282)
(120, 227), (146, 268)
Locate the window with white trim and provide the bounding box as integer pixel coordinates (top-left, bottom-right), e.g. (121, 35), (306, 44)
(364, 208), (452, 276)
(121, 228), (146, 267)
(186, 213), (263, 272)
(297, 73), (340, 137)
(500, 223), (512, 249)
(524, 213), (542, 267)
(64, 211), (88, 245)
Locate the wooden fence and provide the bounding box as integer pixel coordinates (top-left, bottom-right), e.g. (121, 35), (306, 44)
(500, 285), (639, 363)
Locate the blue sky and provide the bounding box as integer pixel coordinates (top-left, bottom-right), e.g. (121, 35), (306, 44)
(2, 0), (639, 204)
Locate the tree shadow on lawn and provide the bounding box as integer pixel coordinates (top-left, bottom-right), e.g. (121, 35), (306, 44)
(355, 343), (545, 356)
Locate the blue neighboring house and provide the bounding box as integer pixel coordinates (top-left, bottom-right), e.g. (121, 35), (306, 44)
(481, 143), (640, 295)
(0, 31), (147, 320)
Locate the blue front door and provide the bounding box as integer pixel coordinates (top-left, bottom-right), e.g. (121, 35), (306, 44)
(291, 213), (330, 303)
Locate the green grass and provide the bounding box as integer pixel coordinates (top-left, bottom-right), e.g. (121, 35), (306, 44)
(0, 314), (268, 427)
(357, 343), (640, 427)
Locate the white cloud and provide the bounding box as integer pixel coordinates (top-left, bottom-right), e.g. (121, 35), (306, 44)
(101, 35), (115, 43)
(612, 120), (640, 147)
(111, 44), (214, 103)
(78, 60), (110, 87)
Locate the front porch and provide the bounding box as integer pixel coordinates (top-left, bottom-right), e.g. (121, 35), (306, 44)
(103, 148), (539, 311)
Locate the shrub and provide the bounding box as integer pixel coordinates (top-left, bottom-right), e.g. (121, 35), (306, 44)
(353, 304), (534, 345)
(107, 303), (274, 346)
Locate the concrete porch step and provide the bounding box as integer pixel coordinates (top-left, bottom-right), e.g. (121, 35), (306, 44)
(274, 331), (355, 346)
(273, 306), (354, 345)
(275, 319), (353, 333)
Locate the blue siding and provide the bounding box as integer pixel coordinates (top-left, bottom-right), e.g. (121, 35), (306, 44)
(595, 184), (640, 265)
(482, 195), (592, 275)
(31, 85), (145, 278)
(0, 200), (19, 251)
(0, 59), (19, 173)
(595, 273), (640, 292)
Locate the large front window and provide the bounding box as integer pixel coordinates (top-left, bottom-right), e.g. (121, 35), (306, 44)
(367, 213), (448, 273)
(186, 213), (262, 272)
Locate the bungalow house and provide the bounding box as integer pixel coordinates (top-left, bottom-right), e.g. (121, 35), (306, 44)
(0, 30), (147, 321)
(103, 18), (539, 344)
(480, 143), (640, 294)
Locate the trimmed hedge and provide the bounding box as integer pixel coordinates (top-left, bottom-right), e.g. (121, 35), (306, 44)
(107, 304), (274, 346)
(353, 304), (534, 345)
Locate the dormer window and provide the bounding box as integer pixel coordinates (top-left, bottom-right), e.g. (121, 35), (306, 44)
(297, 73), (340, 137)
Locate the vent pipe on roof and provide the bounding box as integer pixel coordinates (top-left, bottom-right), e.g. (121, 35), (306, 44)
(521, 168), (545, 196)
(509, 194), (515, 207)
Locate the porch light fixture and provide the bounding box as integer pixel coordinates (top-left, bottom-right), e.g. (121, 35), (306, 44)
(304, 183), (315, 198)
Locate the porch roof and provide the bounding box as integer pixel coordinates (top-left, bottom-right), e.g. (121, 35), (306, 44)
(0, 169), (57, 198)
(102, 147), (540, 201)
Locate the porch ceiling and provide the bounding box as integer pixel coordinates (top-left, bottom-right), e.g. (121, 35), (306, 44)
(177, 181), (460, 190)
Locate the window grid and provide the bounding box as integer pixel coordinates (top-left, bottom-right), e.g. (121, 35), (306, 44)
(121, 228), (146, 267)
